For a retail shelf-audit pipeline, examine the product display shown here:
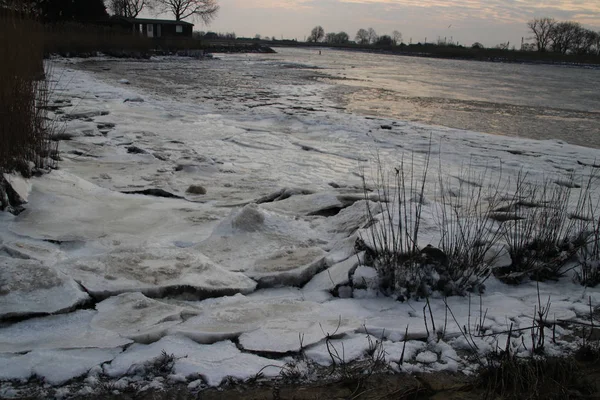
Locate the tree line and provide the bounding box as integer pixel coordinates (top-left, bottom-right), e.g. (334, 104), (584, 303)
(308, 26), (402, 46)
(527, 18), (598, 55)
(0, 0), (219, 23)
(305, 20), (599, 56)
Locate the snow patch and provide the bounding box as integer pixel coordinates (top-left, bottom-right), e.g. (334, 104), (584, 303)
(0, 257), (89, 320)
(58, 246), (257, 299)
(92, 292), (185, 343)
(0, 348), (122, 385)
(0, 310), (132, 353)
(104, 336), (284, 386)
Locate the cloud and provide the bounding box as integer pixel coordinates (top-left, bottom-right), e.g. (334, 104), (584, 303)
(197, 0), (599, 47)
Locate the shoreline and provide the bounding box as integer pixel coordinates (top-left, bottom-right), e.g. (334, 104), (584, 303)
(264, 43), (600, 69)
(1, 56), (600, 399)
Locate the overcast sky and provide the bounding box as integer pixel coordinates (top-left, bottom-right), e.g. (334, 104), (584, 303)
(150, 0), (600, 47)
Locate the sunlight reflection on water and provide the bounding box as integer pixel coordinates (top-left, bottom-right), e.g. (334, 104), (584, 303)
(272, 47), (600, 149)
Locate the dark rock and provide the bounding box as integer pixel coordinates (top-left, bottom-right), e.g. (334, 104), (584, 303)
(127, 146), (149, 154)
(186, 185), (207, 195)
(0, 175), (26, 215)
(380, 125), (392, 130)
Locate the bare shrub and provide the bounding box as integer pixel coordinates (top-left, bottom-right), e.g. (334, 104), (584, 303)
(360, 152), (431, 300)
(361, 151), (503, 299)
(497, 172), (596, 283)
(575, 174), (600, 287)
(435, 163), (505, 295)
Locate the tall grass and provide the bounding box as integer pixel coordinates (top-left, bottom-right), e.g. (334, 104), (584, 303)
(0, 10), (57, 177)
(360, 151), (600, 299)
(498, 172), (597, 283)
(360, 152), (432, 300)
(0, 9), (58, 214)
(435, 163), (505, 294)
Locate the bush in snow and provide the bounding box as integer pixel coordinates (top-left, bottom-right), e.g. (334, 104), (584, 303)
(360, 152), (600, 297)
(496, 172), (598, 284)
(435, 164), (505, 295)
(358, 153), (433, 300)
(359, 154), (500, 300)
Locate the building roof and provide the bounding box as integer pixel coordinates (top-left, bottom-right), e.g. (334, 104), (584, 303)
(121, 17), (194, 26)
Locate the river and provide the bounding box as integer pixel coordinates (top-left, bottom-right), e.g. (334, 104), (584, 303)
(272, 47), (600, 149)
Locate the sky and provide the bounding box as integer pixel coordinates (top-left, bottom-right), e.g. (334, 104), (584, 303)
(149, 0), (600, 48)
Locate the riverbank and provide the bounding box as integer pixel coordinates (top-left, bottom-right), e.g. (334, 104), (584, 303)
(1, 54), (599, 399)
(265, 42), (600, 68)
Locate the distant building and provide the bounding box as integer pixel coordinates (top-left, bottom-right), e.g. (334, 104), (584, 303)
(111, 17), (194, 38)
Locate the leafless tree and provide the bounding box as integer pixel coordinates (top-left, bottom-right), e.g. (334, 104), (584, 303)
(527, 17), (555, 52)
(367, 27), (378, 44)
(550, 21), (582, 54)
(110, 0), (145, 17)
(572, 27), (598, 55)
(307, 25), (324, 42)
(392, 30), (402, 45)
(355, 28), (369, 45)
(153, 0), (219, 23)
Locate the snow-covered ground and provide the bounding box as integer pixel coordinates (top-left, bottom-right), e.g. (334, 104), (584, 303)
(1, 52), (600, 397)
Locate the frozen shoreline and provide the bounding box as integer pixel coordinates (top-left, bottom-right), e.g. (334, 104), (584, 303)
(1, 55), (600, 397)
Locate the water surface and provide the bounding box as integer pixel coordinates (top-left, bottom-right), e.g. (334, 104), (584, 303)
(272, 47), (600, 148)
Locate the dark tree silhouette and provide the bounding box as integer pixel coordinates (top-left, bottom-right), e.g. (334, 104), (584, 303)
(110, 0), (145, 17)
(527, 17), (555, 52)
(367, 27), (378, 44)
(308, 25), (324, 42)
(355, 28), (369, 45)
(2, 0), (108, 21)
(324, 31), (349, 44)
(153, 0), (219, 23)
(375, 35), (393, 46)
(392, 30), (402, 45)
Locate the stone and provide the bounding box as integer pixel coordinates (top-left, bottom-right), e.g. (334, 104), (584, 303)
(186, 185), (206, 195)
(127, 145), (149, 154)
